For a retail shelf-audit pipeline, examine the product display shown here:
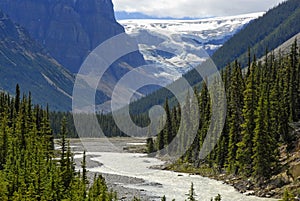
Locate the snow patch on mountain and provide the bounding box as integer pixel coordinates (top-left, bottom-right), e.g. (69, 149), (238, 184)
(119, 12), (264, 82)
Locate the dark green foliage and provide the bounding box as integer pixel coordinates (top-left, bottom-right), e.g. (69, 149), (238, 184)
(236, 59), (258, 176)
(252, 90), (275, 180)
(210, 0), (300, 69)
(157, 124), (165, 153)
(88, 174), (117, 201)
(187, 183), (196, 201)
(158, 41), (299, 181)
(213, 194), (222, 201)
(227, 61), (244, 172)
(164, 98), (173, 150)
(280, 189), (294, 201)
(0, 86), (116, 201)
(147, 138), (155, 154)
(49, 111), (151, 138)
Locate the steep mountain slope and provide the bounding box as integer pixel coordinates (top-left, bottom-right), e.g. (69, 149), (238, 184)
(271, 32), (300, 56)
(182, 0), (300, 86)
(0, 0), (145, 74)
(129, 0), (300, 114)
(0, 0), (151, 112)
(211, 0), (300, 69)
(119, 13), (262, 83)
(0, 11), (76, 111)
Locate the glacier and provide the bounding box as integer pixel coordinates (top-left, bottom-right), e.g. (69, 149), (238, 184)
(119, 12), (264, 84)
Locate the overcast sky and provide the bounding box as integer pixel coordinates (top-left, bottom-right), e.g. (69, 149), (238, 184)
(112, 0), (286, 18)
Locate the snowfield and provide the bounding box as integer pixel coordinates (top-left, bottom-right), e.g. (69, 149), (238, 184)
(119, 12), (264, 83)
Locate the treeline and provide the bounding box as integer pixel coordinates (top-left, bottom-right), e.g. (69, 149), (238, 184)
(148, 40), (300, 181)
(0, 85), (117, 200)
(0, 85), (226, 200)
(50, 112), (150, 138)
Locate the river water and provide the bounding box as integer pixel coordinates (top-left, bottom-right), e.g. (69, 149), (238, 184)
(71, 138), (278, 201)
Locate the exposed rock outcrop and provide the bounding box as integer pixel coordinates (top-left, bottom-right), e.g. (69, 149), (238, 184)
(0, 0), (145, 73)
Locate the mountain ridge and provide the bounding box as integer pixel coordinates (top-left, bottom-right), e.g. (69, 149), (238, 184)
(128, 0), (300, 114)
(0, 0), (145, 74)
(0, 0), (150, 111)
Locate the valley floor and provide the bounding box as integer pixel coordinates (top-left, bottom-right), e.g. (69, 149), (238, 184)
(68, 137), (280, 201)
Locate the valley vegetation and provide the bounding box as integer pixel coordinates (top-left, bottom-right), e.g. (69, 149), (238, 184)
(0, 85), (117, 200)
(0, 86), (225, 200)
(147, 40), (300, 197)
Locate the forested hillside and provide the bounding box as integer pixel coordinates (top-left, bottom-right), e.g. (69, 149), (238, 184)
(0, 86), (227, 200)
(49, 111), (151, 138)
(0, 86), (117, 200)
(147, 40), (300, 197)
(210, 0), (300, 68)
(128, 0), (300, 114)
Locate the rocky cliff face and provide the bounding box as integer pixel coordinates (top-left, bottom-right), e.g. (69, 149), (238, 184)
(0, 0), (145, 73)
(0, 10), (78, 110)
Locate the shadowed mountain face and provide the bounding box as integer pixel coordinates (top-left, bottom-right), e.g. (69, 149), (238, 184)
(0, 0), (149, 112)
(0, 10), (76, 110)
(0, 0), (145, 74)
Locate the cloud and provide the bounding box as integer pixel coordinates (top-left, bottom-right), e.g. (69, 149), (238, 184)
(112, 0), (285, 18)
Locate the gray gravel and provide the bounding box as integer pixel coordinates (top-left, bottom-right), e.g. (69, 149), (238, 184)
(70, 138), (161, 201)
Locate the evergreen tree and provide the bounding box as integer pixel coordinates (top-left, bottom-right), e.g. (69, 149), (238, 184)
(194, 81), (211, 166)
(157, 123), (165, 154)
(164, 98), (173, 154)
(187, 183), (196, 201)
(14, 84), (20, 114)
(214, 194), (222, 201)
(82, 151), (88, 186)
(252, 86), (278, 180)
(0, 87), (117, 201)
(146, 138), (155, 154)
(287, 39), (299, 122)
(227, 61), (244, 173)
(236, 60), (257, 176)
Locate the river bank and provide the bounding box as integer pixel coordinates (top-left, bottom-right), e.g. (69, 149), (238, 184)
(71, 138), (156, 200)
(166, 162), (282, 199)
(166, 131), (300, 200)
(69, 137), (279, 201)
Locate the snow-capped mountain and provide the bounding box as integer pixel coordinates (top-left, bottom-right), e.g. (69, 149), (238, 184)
(119, 12), (264, 83)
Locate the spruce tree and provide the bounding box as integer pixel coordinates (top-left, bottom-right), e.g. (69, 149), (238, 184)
(288, 39), (299, 122)
(227, 61), (244, 173)
(146, 138), (155, 154)
(164, 98), (173, 154)
(14, 84), (20, 114)
(236, 60), (257, 176)
(252, 84), (278, 180)
(187, 183), (196, 201)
